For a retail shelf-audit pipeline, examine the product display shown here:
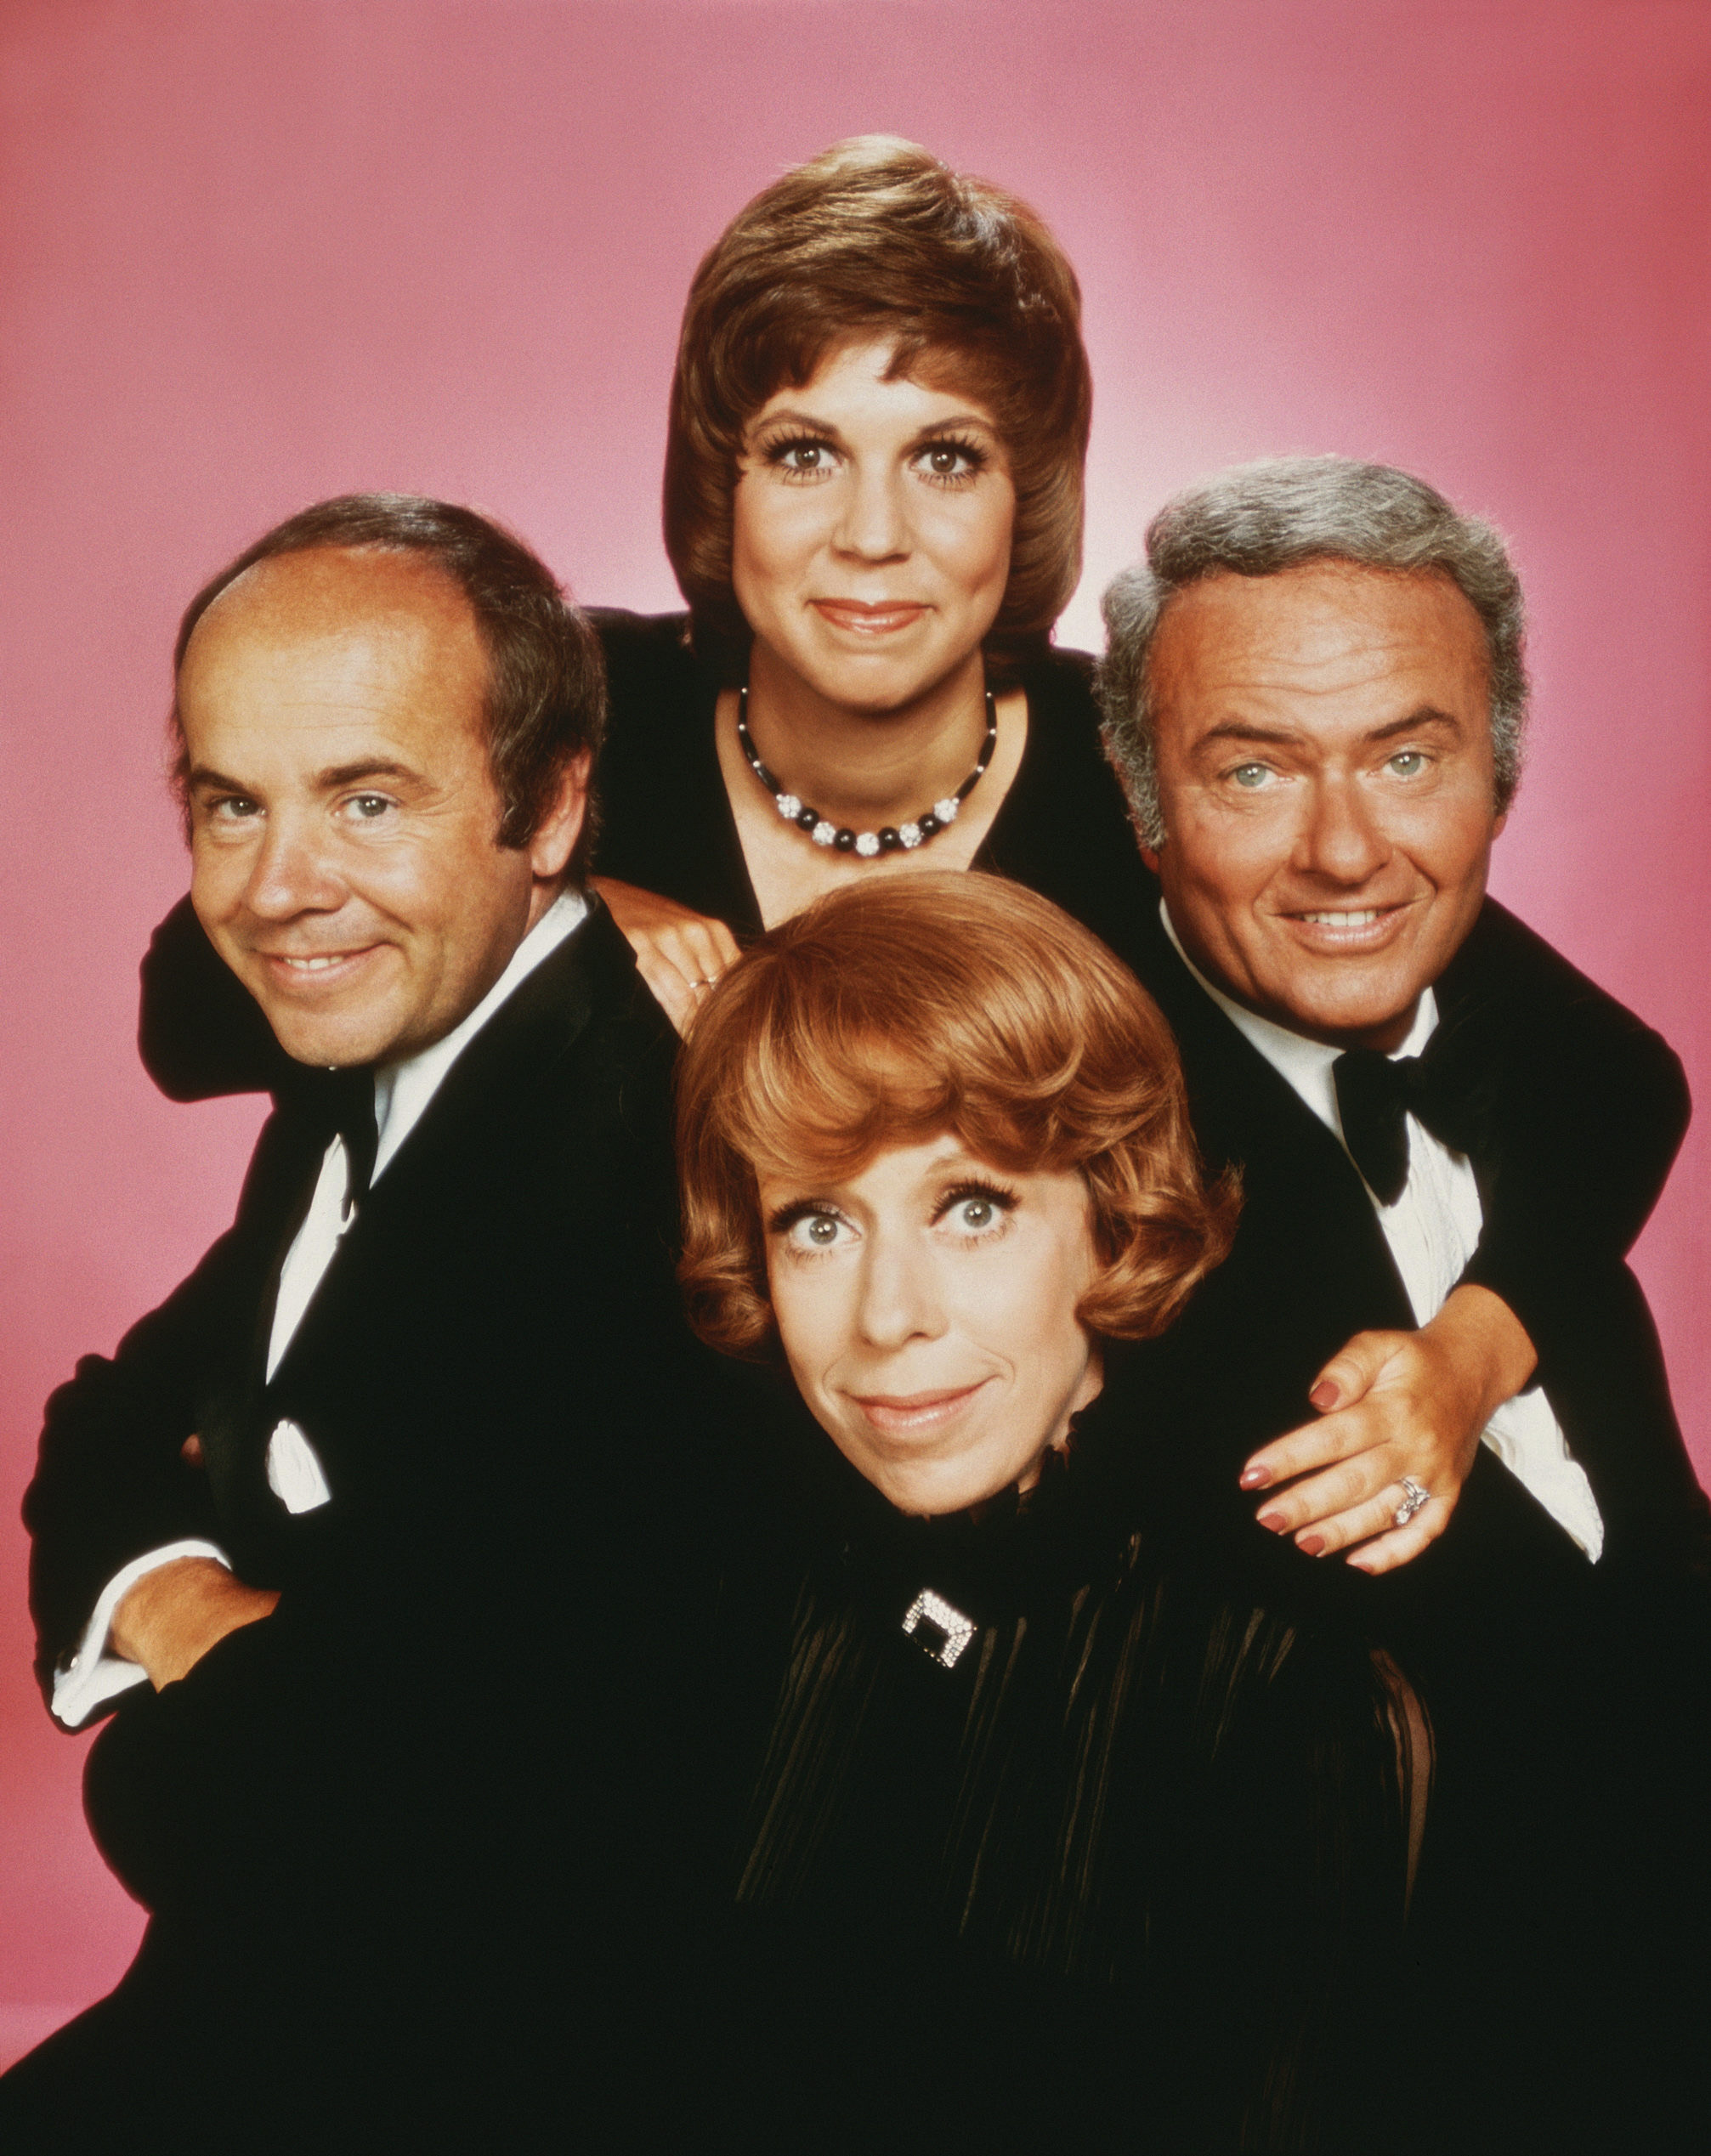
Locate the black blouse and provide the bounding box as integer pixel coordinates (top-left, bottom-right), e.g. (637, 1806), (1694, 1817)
(589, 610), (1156, 960)
(705, 1357), (1416, 2153)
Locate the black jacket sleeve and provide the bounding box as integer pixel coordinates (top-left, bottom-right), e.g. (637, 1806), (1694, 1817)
(1441, 899), (1691, 1368)
(138, 895), (294, 1102)
(1426, 901), (1704, 1564)
(20, 1110), (302, 1710)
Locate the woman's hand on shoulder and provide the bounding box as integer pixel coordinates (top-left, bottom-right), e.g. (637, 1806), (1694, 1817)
(1235, 1285), (1538, 1574)
(591, 878), (741, 1037)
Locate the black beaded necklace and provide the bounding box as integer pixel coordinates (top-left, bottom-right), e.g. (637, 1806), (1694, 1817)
(736, 685), (998, 858)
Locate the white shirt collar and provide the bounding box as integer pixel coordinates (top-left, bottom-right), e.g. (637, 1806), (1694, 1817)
(1158, 898), (1437, 1141)
(368, 886), (589, 1183)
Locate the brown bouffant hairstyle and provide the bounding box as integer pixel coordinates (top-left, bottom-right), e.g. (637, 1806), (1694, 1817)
(170, 493), (607, 870)
(677, 874), (1238, 1359)
(664, 136), (1093, 674)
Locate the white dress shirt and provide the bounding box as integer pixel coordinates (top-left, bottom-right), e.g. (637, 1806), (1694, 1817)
(1160, 903), (1604, 1559)
(53, 888), (590, 1729)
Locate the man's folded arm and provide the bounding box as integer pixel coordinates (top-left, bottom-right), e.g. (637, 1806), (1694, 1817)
(1443, 916), (1701, 1554)
(1456, 1000), (1687, 1547)
(50, 1540), (235, 1727)
(24, 1215), (256, 1722)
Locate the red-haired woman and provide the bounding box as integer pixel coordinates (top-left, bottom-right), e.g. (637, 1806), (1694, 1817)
(676, 874), (1429, 2152)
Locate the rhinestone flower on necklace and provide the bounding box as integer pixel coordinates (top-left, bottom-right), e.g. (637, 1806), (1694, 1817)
(736, 685), (998, 859)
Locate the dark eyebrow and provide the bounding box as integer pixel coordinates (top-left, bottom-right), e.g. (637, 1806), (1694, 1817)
(747, 408), (998, 450)
(1193, 706), (1468, 757)
(1364, 707), (1466, 744)
(185, 765), (255, 795)
(1191, 721), (1304, 756)
(748, 407), (845, 442)
(186, 759), (422, 795)
(907, 411), (996, 439)
(314, 759), (421, 789)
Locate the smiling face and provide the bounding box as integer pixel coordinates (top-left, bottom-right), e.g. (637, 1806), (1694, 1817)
(731, 338), (1017, 718)
(759, 1133), (1102, 1515)
(181, 547), (586, 1067)
(1144, 563), (1504, 1052)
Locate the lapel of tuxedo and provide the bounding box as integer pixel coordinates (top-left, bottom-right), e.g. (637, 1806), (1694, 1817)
(1427, 899), (1523, 1206)
(261, 901), (640, 1401)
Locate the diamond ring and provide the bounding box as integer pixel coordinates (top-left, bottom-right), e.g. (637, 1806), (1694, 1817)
(1392, 1476), (1431, 1527)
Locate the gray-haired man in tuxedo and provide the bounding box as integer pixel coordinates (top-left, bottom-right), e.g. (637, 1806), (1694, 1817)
(1097, 456), (1708, 2150)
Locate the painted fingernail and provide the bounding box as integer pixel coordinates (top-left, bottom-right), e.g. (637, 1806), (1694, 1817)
(1296, 1533), (1326, 1556)
(1239, 1466), (1272, 1490)
(1257, 1511), (1287, 1534)
(1309, 1383), (1339, 1411)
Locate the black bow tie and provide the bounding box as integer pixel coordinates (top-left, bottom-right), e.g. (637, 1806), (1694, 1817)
(323, 1065), (378, 1209)
(1331, 1042), (1475, 1206)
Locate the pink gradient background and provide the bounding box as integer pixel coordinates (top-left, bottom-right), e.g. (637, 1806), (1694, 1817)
(2, 0), (1706, 2050)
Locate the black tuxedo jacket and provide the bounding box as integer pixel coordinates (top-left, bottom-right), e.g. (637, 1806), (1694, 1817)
(18, 903), (747, 2142)
(28, 901), (704, 1663)
(1120, 893), (1706, 1599)
(1116, 894), (1711, 2151)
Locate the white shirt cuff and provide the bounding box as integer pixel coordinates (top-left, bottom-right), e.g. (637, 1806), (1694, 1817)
(1481, 1393), (1605, 1562)
(51, 1539), (233, 1729)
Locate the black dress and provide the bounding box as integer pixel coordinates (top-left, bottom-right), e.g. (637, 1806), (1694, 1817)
(135, 612), (1156, 1102)
(704, 1357), (1419, 2155)
(590, 611), (1153, 951)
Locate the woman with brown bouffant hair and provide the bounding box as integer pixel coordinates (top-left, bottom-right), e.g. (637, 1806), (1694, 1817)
(586, 135), (1144, 1030)
(661, 137), (1090, 673)
(677, 874), (1428, 2152)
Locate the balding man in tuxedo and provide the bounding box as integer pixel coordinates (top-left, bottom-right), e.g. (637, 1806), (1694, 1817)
(8, 495), (742, 2151)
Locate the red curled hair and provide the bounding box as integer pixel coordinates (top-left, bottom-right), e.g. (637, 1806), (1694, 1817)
(676, 873), (1238, 1358)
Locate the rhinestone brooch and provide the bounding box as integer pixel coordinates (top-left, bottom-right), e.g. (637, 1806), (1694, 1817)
(902, 1588), (977, 1670)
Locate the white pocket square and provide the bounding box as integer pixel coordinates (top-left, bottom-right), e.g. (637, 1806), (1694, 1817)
(265, 1418), (333, 1514)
